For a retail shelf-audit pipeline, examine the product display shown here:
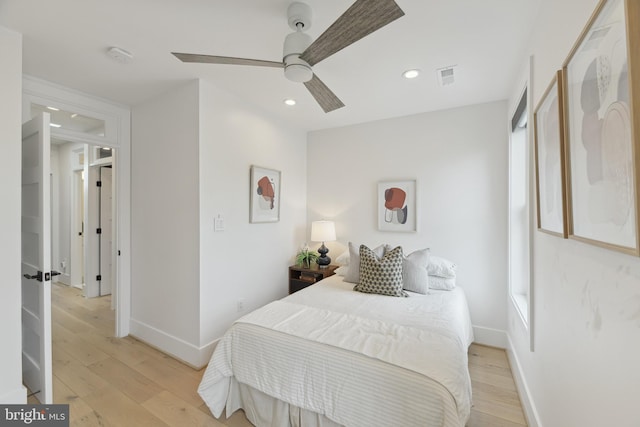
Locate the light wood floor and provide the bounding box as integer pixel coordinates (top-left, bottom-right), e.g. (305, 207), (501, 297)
(34, 283), (527, 426)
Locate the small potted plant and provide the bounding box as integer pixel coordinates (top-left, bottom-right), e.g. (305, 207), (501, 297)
(296, 244), (319, 269)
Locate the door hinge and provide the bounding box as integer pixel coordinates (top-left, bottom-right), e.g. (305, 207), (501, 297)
(118, 250), (121, 256)
(96, 275), (102, 281)
(96, 228), (102, 234)
(96, 180), (102, 187)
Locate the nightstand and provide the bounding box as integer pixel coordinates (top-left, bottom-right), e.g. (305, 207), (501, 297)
(288, 264), (338, 294)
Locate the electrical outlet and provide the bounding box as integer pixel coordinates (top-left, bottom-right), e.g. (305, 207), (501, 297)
(237, 298), (245, 313)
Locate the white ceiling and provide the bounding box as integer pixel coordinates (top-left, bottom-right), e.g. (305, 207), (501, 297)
(0, 0), (540, 132)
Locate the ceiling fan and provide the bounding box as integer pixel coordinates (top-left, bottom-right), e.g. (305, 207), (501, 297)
(172, 0), (404, 113)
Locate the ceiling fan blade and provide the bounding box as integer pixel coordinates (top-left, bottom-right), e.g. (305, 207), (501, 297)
(304, 74), (345, 113)
(299, 0), (404, 66)
(172, 52), (284, 68)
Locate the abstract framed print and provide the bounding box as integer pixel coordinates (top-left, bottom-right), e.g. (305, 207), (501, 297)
(250, 165), (281, 223)
(534, 70), (568, 238)
(378, 180), (417, 232)
(562, 0), (640, 254)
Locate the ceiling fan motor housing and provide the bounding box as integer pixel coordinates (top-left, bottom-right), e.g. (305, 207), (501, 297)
(283, 31), (313, 82)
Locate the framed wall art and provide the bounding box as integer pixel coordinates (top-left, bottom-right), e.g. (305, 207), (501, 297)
(250, 165), (281, 223)
(562, 0), (640, 255)
(377, 180), (417, 232)
(534, 70), (568, 237)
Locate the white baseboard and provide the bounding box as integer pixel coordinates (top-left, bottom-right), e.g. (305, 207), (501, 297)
(129, 318), (217, 369)
(0, 385), (27, 404)
(472, 325), (508, 348)
(506, 335), (542, 427)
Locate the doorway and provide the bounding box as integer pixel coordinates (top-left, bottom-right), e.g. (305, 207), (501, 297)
(51, 142), (116, 302)
(23, 75), (131, 338)
(22, 76), (131, 404)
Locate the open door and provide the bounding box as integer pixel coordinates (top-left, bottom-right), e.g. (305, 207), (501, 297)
(99, 166), (113, 296)
(21, 113), (53, 404)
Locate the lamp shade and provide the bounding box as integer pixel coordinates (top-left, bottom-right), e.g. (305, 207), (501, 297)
(311, 220), (336, 242)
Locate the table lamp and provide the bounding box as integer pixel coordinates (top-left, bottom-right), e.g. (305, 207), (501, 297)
(311, 220), (336, 268)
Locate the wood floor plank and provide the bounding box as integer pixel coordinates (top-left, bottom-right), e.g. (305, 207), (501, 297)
(53, 344), (77, 370)
(471, 394), (527, 425)
(130, 356), (204, 407)
(81, 386), (169, 427)
(468, 409), (527, 427)
(70, 410), (115, 427)
(469, 364), (519, 391)
(472, 379), (523, 408)
(53, 376), (95, 420)
(53, 322), (111, 366)
(142, 390), (225, 427)
(55, 359), (110, 397)
(52, 305), (97, 334)
(75, 330), (154, 368)
(87, 357), (164, 404)
(468, 345), (511, 370)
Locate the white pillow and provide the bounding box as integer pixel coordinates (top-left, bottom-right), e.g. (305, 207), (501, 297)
(428, 275), (456, 291)
(334, 265), (348, 276)
(335, 250), (350, 266)
(402, 248), (430, 294)
(343, 242), (386, 284)
(427, 255), (457, 278)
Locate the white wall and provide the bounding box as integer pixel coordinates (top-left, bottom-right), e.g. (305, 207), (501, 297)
(507, 1), (640, 426)
(132, 79), (308, 367)
(307, 101), (509, 345)
(131, 81), (201, 357)
(198, 79), (308, 352)
(0, 25), (26, 403)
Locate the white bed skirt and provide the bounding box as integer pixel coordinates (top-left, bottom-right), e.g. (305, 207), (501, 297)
(226, 378), (343, 427)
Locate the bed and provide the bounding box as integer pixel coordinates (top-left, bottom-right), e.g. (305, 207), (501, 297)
(198, 273), (474, 427)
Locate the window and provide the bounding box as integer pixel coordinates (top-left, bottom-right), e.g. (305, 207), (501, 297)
(509, 88), (530, 327)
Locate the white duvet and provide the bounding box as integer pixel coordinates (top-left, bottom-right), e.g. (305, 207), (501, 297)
(198, 275), (474, 427)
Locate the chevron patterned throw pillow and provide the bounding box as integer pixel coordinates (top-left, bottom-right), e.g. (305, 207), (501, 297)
(354, 244), (408, 297)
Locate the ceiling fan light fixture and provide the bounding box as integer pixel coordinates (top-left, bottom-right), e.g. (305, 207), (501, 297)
(402, 69), (420, 79)
(285, 63), (313, 83)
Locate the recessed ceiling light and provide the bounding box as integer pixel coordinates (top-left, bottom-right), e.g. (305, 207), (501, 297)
(47, 106), (59, 111)
(70, 113), (78, 118)
(284, 99), (296, 106)
(50, 123), (61, 128)
(402, 69), (420, 79)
